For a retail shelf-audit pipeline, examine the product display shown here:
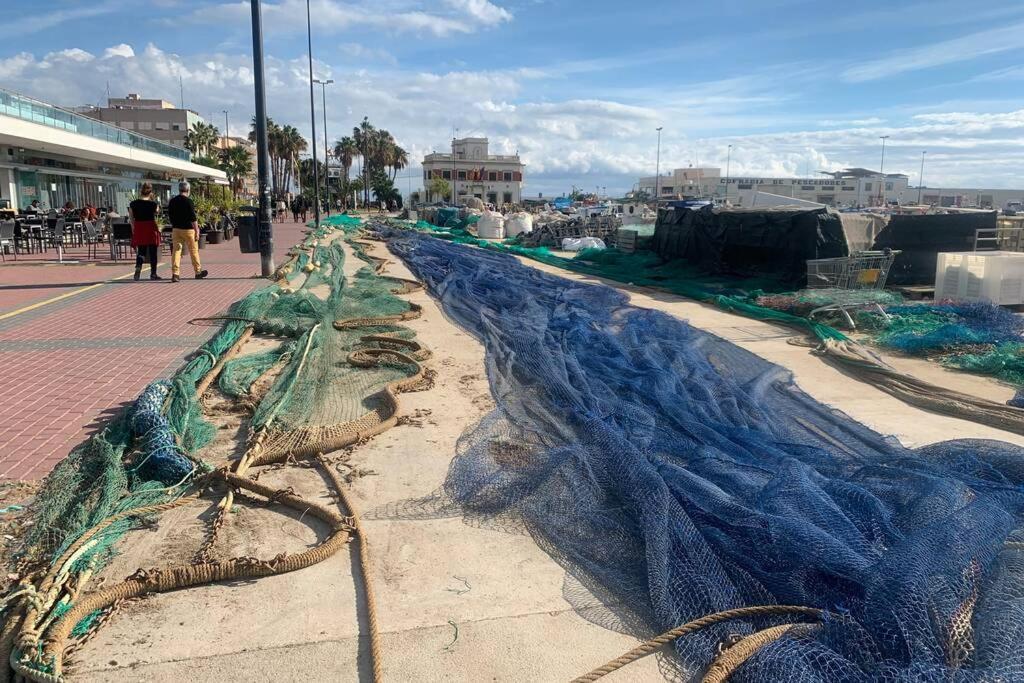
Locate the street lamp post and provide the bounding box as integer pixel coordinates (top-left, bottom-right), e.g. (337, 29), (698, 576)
(249, 0), (273, 276)
(654, 127), (663, 204)
(222, 110), (228, 152)
(313, 78), (334, 215)
(725, 144), (733, 204)
(878, 135), (889, 206)
(305, 0), (320, 229)
(917, 150), (927, 205)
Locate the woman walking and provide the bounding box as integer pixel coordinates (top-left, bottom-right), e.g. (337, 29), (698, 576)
(129, 183), (163, 280)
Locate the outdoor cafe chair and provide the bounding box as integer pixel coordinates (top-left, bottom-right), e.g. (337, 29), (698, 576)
(0, 220), (14, 261)
(111, 222), (133, 260)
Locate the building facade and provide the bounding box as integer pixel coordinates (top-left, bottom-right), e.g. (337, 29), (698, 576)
(639, 167), (912, 208)
(0, 88), (226, 213)
(422, 137), (525, 205)
(78, 94), (204, 149)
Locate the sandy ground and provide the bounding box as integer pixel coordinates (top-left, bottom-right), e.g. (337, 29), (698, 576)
(69, 234), (1024, 683)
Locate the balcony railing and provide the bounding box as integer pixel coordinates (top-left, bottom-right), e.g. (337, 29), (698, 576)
(0, 87), (191, 161)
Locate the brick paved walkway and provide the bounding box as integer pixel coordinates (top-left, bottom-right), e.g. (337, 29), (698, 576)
(0, 220), (309, 480)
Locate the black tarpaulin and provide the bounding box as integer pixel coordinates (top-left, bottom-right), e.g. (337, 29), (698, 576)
(652, 205), (848, 284)
(871, 212), (997, 285)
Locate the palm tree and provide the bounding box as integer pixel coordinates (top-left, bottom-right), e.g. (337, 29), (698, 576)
(390, 145), (408, 183)
(185, 121), (219, 158)
(353, 117), (376, 208)
(333, 136), (359, 209)
(219, 145), (253, 198)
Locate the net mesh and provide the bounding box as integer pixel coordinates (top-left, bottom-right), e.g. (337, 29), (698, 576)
(386, 231), (1024, 681)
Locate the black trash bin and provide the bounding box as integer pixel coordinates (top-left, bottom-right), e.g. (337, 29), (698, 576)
(237, 207), (260, 254)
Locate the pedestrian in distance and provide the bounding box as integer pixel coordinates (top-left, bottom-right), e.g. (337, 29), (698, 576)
(167, 180), (208, 283)
(291, 196), (300, 223)
(129, 182), (163, 281)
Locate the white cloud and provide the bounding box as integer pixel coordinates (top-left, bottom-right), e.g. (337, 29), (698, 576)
(4, 41), (1024, 194)
(443, 0), (512, 26)
(103, 44), (136, 59)
(0, 1), (121, 38)
(185, 0), (510, 38)
(842, 22), (1024, 82)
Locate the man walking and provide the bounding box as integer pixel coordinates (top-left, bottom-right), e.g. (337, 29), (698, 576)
(168, 181), (208, 283)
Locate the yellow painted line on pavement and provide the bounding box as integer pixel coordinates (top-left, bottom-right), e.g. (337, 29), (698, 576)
(0, 271), (137, 322)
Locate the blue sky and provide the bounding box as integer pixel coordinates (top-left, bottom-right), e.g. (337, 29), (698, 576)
(3, 0), (1024, 195)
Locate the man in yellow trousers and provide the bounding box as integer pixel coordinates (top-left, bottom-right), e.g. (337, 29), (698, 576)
(167, 180), (208, 283)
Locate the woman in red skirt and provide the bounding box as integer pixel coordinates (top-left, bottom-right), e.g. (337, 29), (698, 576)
(129, 183), (163, 280)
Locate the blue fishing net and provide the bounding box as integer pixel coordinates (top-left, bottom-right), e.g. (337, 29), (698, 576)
(386, 231), (1024, 681)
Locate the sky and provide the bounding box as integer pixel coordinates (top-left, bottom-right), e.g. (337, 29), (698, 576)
(3, 0), (1024, 196)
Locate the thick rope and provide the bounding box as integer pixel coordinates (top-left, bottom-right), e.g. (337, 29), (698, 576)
(194, 326), (253, 397)
(317, 455), (383, 683)
(34, 471), (353, 678)
(701, 623), (818, 683)
(571, 605), (826, 683)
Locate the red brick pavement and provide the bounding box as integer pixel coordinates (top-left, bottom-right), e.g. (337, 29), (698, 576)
(0, 220), (309, 480)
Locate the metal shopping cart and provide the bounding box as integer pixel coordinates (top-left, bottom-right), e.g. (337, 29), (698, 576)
(806, 249), (899, 290)
(805, 249), (900, 329)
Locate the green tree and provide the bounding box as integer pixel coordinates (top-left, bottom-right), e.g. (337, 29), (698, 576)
(429, 177), (450, 202)
(333, 136), (359, 209)
(219, 145), (253, 199)
(184, 121), (219, 159)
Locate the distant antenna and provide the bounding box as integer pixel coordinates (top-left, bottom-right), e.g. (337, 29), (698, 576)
(179, 74), (184, 109)
(105, 80), (110, 103)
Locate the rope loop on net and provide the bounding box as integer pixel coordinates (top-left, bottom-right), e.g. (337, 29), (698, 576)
(571, 605), (828, 683)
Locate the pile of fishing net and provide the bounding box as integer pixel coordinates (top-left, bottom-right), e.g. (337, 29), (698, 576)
(385, 231), (1024, 681)
(3, 218), (434, 680)
(857, 301), (1024, 388)
(754, 289), (903, 317)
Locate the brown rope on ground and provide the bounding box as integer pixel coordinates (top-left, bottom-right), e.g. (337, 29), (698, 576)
(34, 471), (353, 679)
(571, 605), (827, 683)
(195, 326), (254, 397)
(317, 455), (383, 683)
(701, 623), (819, 683)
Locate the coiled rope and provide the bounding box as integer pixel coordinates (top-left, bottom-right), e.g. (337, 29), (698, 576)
(571, 605), (827, 682)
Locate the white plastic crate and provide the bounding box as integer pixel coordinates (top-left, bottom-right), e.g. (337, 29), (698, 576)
(935, 251), (1024, 305)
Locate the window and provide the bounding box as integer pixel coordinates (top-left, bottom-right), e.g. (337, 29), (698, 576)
(457, 170), (467, 180)
(136, 121), (151, 130)
(172, 123), (182, 131)
(800, 185), (815, 191)
(512, 171), (522, 181)
(841, 186), (856, 191)
(737, 183), (753, 190)
(424, 170), (430, 180)
(503, 192), (513, 204)
(885, 182), (893, 191)
(154, 122), (169, 131)
(488, 172), (497, 181)
(442, 170), (451, 180)
(661, 186), (673, 194)
(864, 182), (872, 191)
(503, 172), (512, 181)
(120, 121), (135, 130)
(487, 192), (497, 204)
(628, 205), (635, 214)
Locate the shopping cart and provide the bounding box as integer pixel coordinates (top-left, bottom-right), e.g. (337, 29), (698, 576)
(806, 249), (899, 290)
(805, 249), (900, 329)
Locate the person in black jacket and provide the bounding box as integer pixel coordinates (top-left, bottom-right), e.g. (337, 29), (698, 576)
(167, 181), (208, 283)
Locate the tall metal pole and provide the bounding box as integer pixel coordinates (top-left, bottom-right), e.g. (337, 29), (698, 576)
(222, 110), (228, 150)
(917, 150), (926, 205)
(305, 0), (320, 229)
(314, 78), (333, 215)
(250, 0), (273, 276)
(878, 135), (889, 206)
(725, 144), (733, 204)
(654, 127), (662, 204)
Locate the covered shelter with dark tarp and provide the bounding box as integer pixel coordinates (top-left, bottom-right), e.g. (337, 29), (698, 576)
(872, 211), (997, 285)
(653, 205), (848, 285)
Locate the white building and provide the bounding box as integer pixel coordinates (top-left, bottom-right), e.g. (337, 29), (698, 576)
(422, 137), (524, 205)
(639, 167), (911, 208)
(0, 88), (226, 213)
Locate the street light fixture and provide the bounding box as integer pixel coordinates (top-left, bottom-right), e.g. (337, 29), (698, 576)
(654, 127), (663, 204)
(725, 144), (733, 204)
(221, 110), (228, 154)
(878, 135), (890, 206)
(918, 150), (927, 205)
(305, 0), (320, 229)
(313, 78), (334, 215)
